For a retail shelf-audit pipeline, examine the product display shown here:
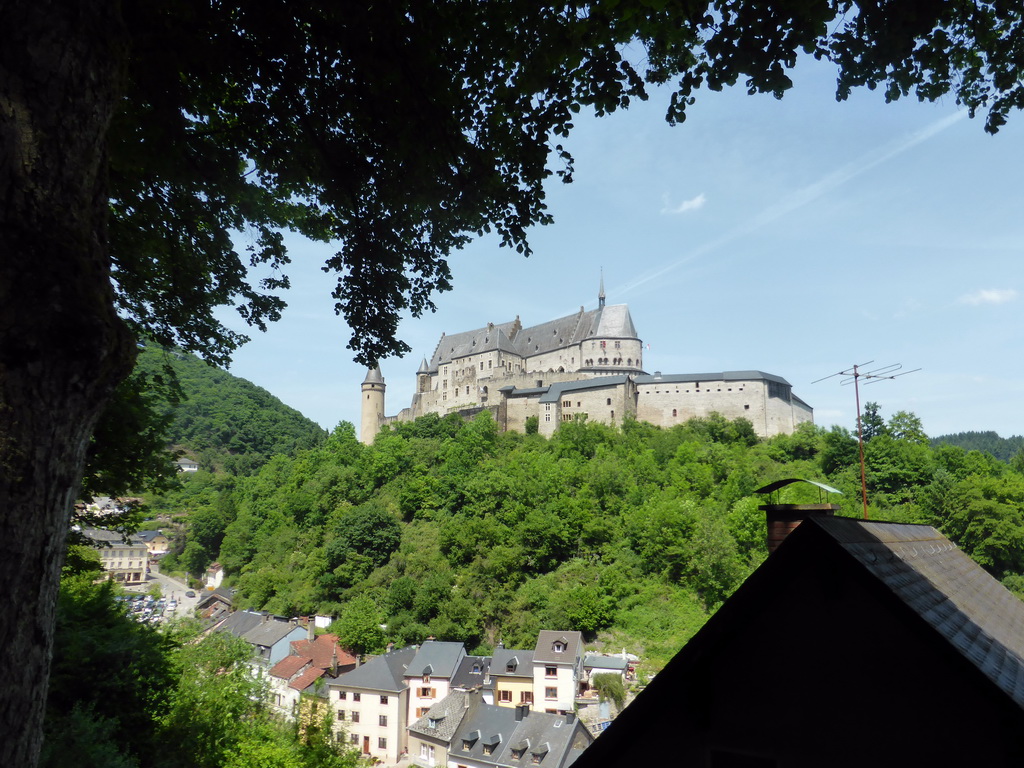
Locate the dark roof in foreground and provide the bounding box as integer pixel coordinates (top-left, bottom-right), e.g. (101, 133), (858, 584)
(329, 645), (416, 693)
(814, 516), (1024, 708)
(571, 516), (1024, 768)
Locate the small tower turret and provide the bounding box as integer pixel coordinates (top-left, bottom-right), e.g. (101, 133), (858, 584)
(598, 270), (606, 309)
(360, 366), (386, 445)
(416, 357), (430, 393)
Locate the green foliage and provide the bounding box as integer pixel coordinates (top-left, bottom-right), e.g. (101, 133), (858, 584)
(591, 673), (627, 711)
(134, 341), (327, 475)
(329, 595), (386, 656)
(191, 405), (1024, 674)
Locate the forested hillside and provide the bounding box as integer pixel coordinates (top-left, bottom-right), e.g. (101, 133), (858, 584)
(135, 341), (327, 475)
(933, 431), (1024, 464)
(153, 406), (1024, 672)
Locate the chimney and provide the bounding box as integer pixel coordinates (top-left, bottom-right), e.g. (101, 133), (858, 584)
(307, 618), (315, 642)
(515, 704), (529, 721)
(331, 645), (338, 676)
(426, 635), (436, 642)
(755, 479), (840, 554)
(386, 641), (395, 654)
(565, 712), (575, 724)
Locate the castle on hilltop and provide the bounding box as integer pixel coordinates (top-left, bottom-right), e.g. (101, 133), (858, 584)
(361, 282), (812, 444)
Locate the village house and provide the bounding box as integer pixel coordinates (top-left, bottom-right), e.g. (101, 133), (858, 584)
(211, 609), (308, 666)
(267, 628), (357, 716)
(531, 631), (583, 714)
(405, 639), (467, 723)
(328, 645), (417, 764)
(80, 527), (148, 584)
(490, 645), (536, 710)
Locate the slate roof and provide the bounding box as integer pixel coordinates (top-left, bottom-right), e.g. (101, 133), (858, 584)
(449, 701), (520, 763)
(633, 370), (792, 387)
(136, 530), (166, 543)
(583, 654), (628, 672)
(406, 640), (466, 679)
(330, 645), (416, 693)
(534, 631), (583, 664)
(537, 376), (631, 404)
(491, 648), (534, 677)
(814, 516), (1024, 709)
(450, 704), (594, 768)
(451, 655), (491, 690)
(214, 610), (304, 650)
(408, 689), (474, 741)
(428, 304), (640, 370)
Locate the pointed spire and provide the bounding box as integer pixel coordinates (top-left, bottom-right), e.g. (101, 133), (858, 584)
(417, 357), (429, 374)
(362, 365), (384, 385)
(599, 269), (606, 309)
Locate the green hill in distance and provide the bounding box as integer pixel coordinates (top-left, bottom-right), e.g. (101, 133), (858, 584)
(932, 431), (1024, 463)
(136, 341), (327, 476)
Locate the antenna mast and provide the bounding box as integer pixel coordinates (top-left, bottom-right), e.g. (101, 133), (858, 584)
(813, 362), (920, 519)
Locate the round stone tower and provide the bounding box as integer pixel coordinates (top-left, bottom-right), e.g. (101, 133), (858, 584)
(360, 366), (386, 445)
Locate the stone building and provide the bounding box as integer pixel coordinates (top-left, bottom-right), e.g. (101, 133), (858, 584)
(361, 284), (812, 443)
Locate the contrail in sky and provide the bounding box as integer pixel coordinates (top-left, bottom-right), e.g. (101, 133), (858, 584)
(618, 109), (969, 297)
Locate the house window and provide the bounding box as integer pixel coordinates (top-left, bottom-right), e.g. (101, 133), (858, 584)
(462, 740), (473, 751)
(422, 674), (430, 684)
(421, 744), (435, 761)
(350, 734), (359, 745)
(337, 710), (346, 721)
(545, 687), (557, 700)
(417, 707), (430, 717)
(483, 745), (495, 756)
(520, 691), (533, 704)
(378, 738), (387, 750)
(532, 753), (543, 764)
(512, 749), (525, 760)
(377, 714), (387, 726)
(499, 689), (512, 703)
(418, 687), (436, 698)
(352, 693), (361, 702)
(428, 718), (439, 729)
(380, 695), (388, 705)
(553, 642), (565, 653)
(545, 666), (557, 678)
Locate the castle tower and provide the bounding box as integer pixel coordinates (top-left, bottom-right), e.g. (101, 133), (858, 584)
(416, 357), (430, 393)
(360, 366), (386, 445)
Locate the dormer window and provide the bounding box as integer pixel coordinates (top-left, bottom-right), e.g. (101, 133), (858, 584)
(422, 674), (430, 684)
(553, 642), (565, 653)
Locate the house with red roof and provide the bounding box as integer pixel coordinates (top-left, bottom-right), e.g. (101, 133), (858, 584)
(268, 629), (357, 717)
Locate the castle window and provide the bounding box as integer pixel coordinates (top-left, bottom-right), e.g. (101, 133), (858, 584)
(672, 409), (677, 417)
(614, 341), (621, 348)
(480, 362), (484, 370)
(611, 410), (614, 419)
(466, 386), (470, 395)
(562, 400), (571, 408)
(745, 404), (750, 410)
(606, 398), (611, 406)
(488, 360), (492, 368)
(627, 358), (632, 366)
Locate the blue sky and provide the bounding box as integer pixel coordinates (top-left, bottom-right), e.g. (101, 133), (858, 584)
(219, 57), (1024, 439)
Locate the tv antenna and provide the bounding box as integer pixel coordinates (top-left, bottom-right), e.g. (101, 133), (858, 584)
(813, 362), (921, 519)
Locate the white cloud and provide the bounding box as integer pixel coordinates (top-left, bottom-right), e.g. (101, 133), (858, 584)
(958, 288), (1018, 306)
(660, 192), (706, 215)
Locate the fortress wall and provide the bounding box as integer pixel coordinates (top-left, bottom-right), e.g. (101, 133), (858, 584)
(636, 379), (768, 433)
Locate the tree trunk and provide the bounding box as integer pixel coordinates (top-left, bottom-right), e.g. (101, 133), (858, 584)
(0, 2), (131, 765)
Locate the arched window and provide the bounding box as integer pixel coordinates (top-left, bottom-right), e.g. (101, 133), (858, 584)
(672, 409), (678, 417)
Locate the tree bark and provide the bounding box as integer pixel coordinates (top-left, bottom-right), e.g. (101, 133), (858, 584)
(0, 2), (131, 765)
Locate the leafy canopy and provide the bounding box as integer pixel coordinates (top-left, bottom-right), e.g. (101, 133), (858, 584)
(109, 1), (1024, 369)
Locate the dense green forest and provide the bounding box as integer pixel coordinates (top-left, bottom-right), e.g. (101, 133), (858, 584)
(150, 404), (1024, 672)
(134, 341), (327, 476)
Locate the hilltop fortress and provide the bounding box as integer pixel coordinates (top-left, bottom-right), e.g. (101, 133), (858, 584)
(361, 284), (812, 443)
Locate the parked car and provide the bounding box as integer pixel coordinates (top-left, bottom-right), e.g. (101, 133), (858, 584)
(185, 590), (196, 598)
